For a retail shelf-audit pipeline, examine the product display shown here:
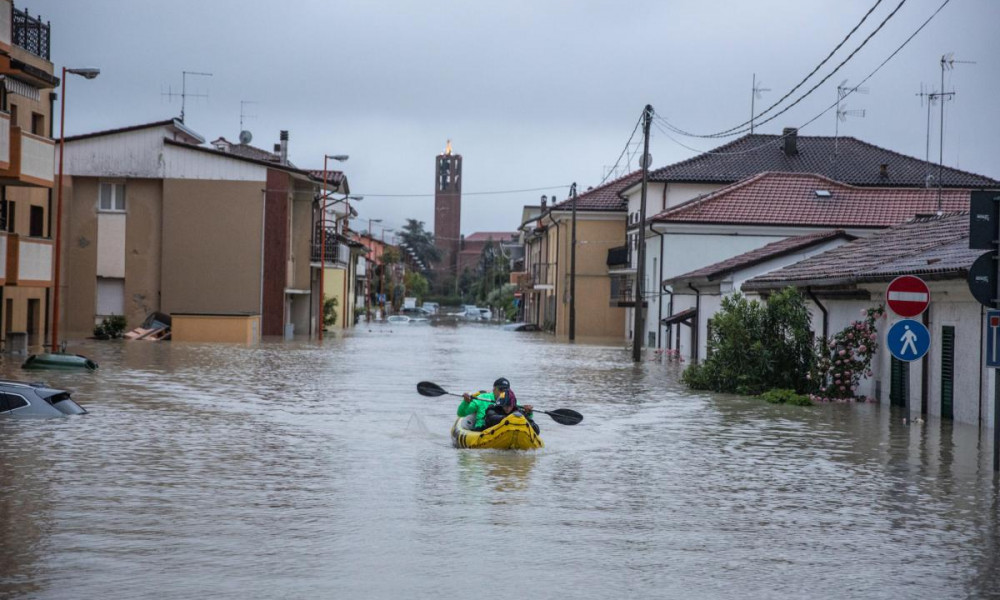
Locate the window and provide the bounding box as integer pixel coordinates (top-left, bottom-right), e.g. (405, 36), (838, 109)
(9, 103), (17, 126)
(99, 183), (126, 212)
(29, 205), (43, 237)
(0, 393), (28, 412)
(96, 277), (125, 317)
(31, 112), (44, 136)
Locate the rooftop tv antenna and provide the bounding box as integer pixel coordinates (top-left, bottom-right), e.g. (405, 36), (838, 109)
(749, 73), (770, 134)
(239, 100), (258, 144)
(935, 53), (974, 207)
(915, 83), (947, 166)
(162, 70), (213, 122)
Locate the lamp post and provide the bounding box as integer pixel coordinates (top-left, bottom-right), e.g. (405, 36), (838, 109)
(51, 67), (100, 353)
(317, 153), (348, 341)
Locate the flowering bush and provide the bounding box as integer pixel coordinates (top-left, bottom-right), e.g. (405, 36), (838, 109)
(808, 305), (884, 402)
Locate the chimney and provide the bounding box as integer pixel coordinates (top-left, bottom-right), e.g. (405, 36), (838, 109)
(541, 195), (548, 209)
(279, 130), (289, 164)
(782, 127), (798, 156)
(879, 163), (889, 179)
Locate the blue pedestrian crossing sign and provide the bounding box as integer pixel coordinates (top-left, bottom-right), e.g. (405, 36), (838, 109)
(987, 311), (1000, 368)
(886, 319), (930, 362)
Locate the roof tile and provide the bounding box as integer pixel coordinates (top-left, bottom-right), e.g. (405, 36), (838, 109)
(653, 172), (972, 228)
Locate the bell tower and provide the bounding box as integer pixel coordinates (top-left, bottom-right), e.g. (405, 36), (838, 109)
(434, 140), (462, 275)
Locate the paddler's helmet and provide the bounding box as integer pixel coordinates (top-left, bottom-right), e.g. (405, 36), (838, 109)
(493, 377), (510, 391)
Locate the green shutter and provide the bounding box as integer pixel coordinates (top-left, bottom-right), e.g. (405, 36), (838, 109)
(890, 357), (909, 408)
(940, 326), (955, 419)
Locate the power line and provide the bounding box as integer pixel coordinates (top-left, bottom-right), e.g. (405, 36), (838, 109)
(653, 0), (952, 157)
(663, 0), (908, 139)
(354, 184), (571, 198)
(600, 111), (644, 185)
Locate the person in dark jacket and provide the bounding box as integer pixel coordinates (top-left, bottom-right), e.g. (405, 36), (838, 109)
(483, 377), (539, 434)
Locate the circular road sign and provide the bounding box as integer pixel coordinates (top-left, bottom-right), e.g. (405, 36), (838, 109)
(886, 275), (930, 318)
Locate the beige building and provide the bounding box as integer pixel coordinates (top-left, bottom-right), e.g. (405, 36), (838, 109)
(0, 1), (58, 348)
(517, 174), (635, 340)
(61, 119), (350, 340)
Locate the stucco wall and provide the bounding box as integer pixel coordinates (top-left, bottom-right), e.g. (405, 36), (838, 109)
(161, 179), (263, 315)
(551, 216), (626, 339)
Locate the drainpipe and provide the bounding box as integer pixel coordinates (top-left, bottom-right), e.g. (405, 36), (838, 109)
(688, 282), (701, 363)
(661, 282), (673, 350)
(921, 307), (930, 418)
(650, 221), (666, 348)
(545, 210), (560, 333)
(806, 287), (828, 341)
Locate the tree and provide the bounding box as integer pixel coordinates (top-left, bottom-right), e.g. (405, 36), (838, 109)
(397, 219), (442, 266)
(404, 271), (430, 300)
(471, 240), (511, 303)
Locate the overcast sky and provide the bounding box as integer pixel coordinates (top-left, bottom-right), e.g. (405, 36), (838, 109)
(31, 0), (1000, 238)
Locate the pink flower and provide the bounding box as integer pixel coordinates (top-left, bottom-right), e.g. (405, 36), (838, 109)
(839, 386), (846, 391)
(859, 345), (867, 353)
(838, 350), (846, 356)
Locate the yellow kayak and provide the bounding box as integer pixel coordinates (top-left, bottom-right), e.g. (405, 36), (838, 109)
(451, 413), (544, 450)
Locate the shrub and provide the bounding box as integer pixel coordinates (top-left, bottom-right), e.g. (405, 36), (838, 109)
(323, 296), (339, 327)
(93, 315), (127, 340)
(681, 288), (814, 395)
(759, 388), (813, 406)
(808, 305), (884, 402)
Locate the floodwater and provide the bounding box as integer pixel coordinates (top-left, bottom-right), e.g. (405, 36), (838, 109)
(2, 323), (1000, 599)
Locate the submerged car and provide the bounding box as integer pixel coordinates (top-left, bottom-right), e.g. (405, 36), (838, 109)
(0, 379), (87, 418)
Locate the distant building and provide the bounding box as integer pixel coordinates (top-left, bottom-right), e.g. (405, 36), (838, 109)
(434, 141), (462, 277)
(457, 231), (518, 275)
(60, 119), (352, 339)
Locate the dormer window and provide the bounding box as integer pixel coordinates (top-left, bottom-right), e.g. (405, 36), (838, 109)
(814, 190), (832, 199)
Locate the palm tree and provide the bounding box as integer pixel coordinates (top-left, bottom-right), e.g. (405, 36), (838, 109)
(397, 219), (442, 266)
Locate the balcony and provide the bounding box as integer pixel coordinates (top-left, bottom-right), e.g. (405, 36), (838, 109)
(607, 245), (632, 272)
(11, 3), (49, 60)
(610, 274), (645, 308)
(1, 232), (52, 286)
(311, 226), (350, 267)
(0, 126), (54, 187)
(530, 263), (554, 290)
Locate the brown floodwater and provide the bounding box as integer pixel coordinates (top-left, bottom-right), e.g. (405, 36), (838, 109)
(1, 323), (999, 599)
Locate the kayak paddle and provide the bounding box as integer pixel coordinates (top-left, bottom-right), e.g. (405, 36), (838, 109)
(416, 381), (583, 426)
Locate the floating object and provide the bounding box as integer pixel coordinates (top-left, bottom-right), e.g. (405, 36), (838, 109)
(22, 353), (99, 371)
(451, 413), (544, 450)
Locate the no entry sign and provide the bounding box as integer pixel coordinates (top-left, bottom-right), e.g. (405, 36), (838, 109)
(886, 275), (930, 317)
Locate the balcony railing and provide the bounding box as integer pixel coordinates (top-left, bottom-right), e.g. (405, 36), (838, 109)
(311, 226), (350, 266)
(2, 232), (51, 286)
(609, 274), (645, 307)
(530, 263), (554, 288)
(0, 112), (9, 170)
(11, 3), (49, 60)
(0, 127), (54, 187)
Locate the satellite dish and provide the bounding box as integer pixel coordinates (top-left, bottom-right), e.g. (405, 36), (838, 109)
(239, 130), (253, 144)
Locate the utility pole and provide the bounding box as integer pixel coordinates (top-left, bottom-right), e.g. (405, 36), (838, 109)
(632, 105), (653, 363)
(569, 182), (578, 341)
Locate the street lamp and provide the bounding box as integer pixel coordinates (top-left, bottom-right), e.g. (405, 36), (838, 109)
(317, 154), (348, 341)
(51, 66), (100, 353)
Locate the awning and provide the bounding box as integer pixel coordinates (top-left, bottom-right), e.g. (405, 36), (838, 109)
(661, 307), (697, 326)
(2, 76), (40, 101)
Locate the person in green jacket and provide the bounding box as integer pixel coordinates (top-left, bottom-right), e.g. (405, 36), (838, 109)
(457, 389), (494, 430)
(458, 377), (537, 432)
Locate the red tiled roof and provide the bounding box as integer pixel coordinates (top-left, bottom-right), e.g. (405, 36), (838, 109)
(464, 231), (517, 242)
(742, 212), (972, 290)
(648, 133), (999, 188)
(653, 172), (971, 228)
(308, 170), (346, 186)
(549, 170), (641, 212)
(664, 230), (856, 285)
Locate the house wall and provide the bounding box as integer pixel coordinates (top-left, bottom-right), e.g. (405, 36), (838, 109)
(64, 177), (164, 334)
(551, 215), (626, 340)
(161, 179), (263, 316)
(65, 127), (170, 178)
(262, 170), (290, 336)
